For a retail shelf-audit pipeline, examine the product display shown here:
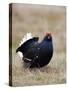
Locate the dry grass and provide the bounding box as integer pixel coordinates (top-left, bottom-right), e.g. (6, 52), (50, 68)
(10, 4), (66, 86)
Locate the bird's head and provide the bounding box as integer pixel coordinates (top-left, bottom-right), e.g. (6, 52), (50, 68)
(44, 32), (52, 41)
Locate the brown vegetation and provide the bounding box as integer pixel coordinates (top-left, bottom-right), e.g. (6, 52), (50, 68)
(11, 4), (66, 86)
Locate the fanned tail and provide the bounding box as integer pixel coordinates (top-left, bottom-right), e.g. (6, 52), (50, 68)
(19, 32), (32, 46)
(17, 32), (32, 59)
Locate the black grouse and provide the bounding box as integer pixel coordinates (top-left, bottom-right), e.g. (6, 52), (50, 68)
(16, 32), (53, 68)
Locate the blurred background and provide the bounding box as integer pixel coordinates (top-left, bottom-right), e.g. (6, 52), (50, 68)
(11, 3), (66, 86)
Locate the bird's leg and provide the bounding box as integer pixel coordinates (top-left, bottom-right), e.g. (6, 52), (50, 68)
(37, 63), (40, 68)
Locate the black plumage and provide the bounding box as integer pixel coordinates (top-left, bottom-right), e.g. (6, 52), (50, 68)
(16, 33), (53, 68)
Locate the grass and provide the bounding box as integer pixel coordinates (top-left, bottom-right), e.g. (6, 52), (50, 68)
(10, 4), (66, 86)
(12, 49), (66, 86)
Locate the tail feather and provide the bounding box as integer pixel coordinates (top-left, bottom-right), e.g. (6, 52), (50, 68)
(19, 32), (32, 46)
(17, 33), (32, 59)
(17, 51), (23, 59)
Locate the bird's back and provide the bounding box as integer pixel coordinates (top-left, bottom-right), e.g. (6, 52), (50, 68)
(23, 39), (53, 68)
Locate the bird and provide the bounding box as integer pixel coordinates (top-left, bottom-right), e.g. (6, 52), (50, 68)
(16, 32), (53, 68)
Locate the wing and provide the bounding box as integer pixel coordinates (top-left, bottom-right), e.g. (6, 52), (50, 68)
(23, 43), (40, 63)
(16, 37), (39, 55)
